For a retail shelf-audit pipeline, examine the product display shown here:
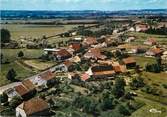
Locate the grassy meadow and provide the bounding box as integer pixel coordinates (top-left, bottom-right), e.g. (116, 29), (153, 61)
(0, 49), (43, 86)
(126, 32), (167, 45)
(1, 24), (79, 40)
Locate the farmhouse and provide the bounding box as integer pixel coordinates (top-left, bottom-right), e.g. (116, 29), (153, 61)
(146, 48), (163, 57)
(53, 49), (72, 61)
(144, 38), (157, 46)
(91, 65), (115, 79)
(69, 43), (82, 53)
(123, 57), (136, 68)
(135, 23), (149, 32)
(14, 84), (32, 99)
(32, 70), (55, 90)
(83, 37), (97, 46)
(84, 48), (106, 60)
(16, 98), (49, 117)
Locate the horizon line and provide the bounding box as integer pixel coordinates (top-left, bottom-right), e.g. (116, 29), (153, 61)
(1, 8), (167, 12)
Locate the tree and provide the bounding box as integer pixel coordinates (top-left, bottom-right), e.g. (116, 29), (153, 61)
(130, 76), (145, 89)
(117, 104), (131, 116)
(1, 53), (3, 63)
(9, 96), (22, 108)
(1, 29), (11, 43)
(0, 93), (8, 103)
(17, 51), (24, 58)
(101, 93), (114, 110)
(112, 78), (126, 98)
(6, 68), (17, 81)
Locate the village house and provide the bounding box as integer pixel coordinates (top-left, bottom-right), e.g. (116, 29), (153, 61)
(4, 80), (36, 101)
(83, 37), (98, 46)
(53, 49), (72, 61)
(54, 60), (75, 72)
(14, 85), (32, 99)
(16, 98), (49, 117)
(161, 51), (167, 60)
(98, 60), (127, 73)
(135, 23), (149, 32)
(146, 48), (163, 57)
(91, 65), (115, 79)
(144, 38), (157, 46)
(123, 57), (136, 68)
(84, 48), (107, 60)
(69, 43), (82, 53)
(31, 70), (55, 90)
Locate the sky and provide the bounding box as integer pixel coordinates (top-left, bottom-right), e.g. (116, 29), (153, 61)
(0, 0), (167, 11)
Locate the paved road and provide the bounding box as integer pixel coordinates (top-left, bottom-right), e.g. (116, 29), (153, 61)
(0, 65), (57, 94)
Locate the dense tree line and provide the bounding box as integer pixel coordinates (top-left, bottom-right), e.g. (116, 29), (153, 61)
(145, 26), (167, 35)
(77, 28), (113, 37)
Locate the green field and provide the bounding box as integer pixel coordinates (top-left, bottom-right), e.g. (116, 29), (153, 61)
(1, 49), (43, 62)
(1, 24), (79, 40)
(0, 49), (43, 86)
(126, 32), (167, 45)
(133, 56), (156, 68)
(0, 62), (35, 86)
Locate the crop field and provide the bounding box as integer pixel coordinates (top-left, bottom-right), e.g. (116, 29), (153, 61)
(1, 24), (79, 41)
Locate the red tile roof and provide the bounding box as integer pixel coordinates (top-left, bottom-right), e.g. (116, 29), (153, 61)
(84, 48), (106, 60)
(113, 65), (127, 73)
(81, 73), (89, 81)
(149, 48), (163, 55)
(94, 70), (115, 76)
(123, 57), (136, 65)
(70, 43), (81, 51)
(14, 85), (29, 96)
(21, 98), (49, 116)
(22, 79), (35, 91)
(84, 37), (97, 45)
(39, 70), (54, 81)
(54, 49), (72, 58)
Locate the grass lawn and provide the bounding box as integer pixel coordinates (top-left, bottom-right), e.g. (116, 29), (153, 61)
(23, 59), (56, 71)
(1, 49), (43, 62)
(133, 56), (156, 68)
(0, 62), (35, 86)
